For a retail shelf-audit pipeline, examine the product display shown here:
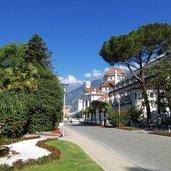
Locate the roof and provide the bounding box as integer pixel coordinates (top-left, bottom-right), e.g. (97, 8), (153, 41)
(101, 81), (115, 87)
(105, 68), (127, 76)
(83, 87), (95, 92)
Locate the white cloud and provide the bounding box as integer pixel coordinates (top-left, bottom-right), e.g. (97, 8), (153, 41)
(115, 64), (130, 73)
(92, 69), (102, 77)
(84, 73), (91, 78)
(104, 67), (110, 72)
(84, 69), (104, 79)
(59, 75), (83, 85)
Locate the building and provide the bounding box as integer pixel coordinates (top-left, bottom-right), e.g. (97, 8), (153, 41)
(82, 68), (127, 109)
(82, 68), (127, 123)
(109, 59), (170, 123)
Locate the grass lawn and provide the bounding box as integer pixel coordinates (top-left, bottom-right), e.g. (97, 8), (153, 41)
(22, 139), (104, 171)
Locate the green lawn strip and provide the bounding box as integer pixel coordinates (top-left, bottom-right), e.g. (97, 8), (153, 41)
(22, 139), (104, 171)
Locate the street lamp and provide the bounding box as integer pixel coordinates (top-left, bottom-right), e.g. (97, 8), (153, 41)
(115, 93), (121, 128)
(61, 83), (68, 137)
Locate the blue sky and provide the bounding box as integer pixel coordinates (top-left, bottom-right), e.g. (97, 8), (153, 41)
(0, 0), (171, 86)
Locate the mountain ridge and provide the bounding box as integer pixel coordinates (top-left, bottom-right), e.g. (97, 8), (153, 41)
(66, 78), (103, 105)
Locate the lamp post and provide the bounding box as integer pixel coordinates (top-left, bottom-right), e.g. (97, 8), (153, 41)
(115, 93), (121, 128)
(61, 83), (68, 137)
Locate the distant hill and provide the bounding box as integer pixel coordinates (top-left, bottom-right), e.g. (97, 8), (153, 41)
(66, 79), (103, 105)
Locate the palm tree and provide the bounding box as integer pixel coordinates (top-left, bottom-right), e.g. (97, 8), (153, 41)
(83, 107), (91, 121)
(90, 101), (99, 125)
(1, 64), (38, 91)
(99, 101), (110, 126)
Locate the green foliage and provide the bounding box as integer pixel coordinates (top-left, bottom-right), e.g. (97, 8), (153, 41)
(24, 34), (51, 68)
(108, 108), (142, 127)
(127, 107), (143, 124)
(27, 67), (63, 133)
(108, 110), (117, 127)
(89, 101), (111, 125)
(0, 34), (63, 137)
(0, 92), (30, 138)
(99, 22), (171, 123)
(146, 55), (171, 111)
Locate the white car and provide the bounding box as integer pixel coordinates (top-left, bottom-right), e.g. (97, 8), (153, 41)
(70, 118), (80, 123)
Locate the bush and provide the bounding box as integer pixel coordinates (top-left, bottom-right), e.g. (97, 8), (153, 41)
(0, 92), (30, 138)
(27, 72), (63, 133)
(108, 107), (142, 127)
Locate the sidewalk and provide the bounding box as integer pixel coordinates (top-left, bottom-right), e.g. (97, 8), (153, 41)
(61, 126), (144, 171)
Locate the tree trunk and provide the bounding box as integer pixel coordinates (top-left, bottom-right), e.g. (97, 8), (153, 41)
(99, 110), (102, 126)
(90, 113), (93, 124)
(140, 69), (151, 124)
(157, 89), (161, 115)
(95, 112), (97, 125)
(104, 112), (106, 126)
(142, 87), (151, 123)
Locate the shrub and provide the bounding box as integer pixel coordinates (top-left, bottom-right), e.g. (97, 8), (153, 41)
(0, 92), (30, 138)
(108, 108), (142, 127)
(27, 72), (63, 133)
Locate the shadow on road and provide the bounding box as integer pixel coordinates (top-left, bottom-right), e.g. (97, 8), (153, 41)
(69, 122), (114, 128)
(69, 122), (94, 127)
(125, 167), (156, 171)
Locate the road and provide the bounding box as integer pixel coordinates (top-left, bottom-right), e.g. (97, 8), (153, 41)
(65, 122), (171, 171)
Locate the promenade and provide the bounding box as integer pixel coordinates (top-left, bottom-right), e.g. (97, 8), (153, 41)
(62, 125), (144, 171)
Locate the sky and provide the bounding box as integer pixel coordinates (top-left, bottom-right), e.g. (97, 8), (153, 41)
(0, 0), (171, 87)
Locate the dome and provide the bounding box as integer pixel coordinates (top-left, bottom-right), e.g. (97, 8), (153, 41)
(105, 68), (127, 76)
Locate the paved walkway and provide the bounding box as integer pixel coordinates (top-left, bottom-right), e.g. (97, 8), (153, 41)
(61, 126), (144, 171)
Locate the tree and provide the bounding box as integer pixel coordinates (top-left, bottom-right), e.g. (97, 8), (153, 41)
(0, 92), (30, 138)
(146, 54), (171, 114)
(83, 107), (91, 120)
(90, 101), (99, 124)
(0, 34), (63, 137)
(100, 23), (171, 123)
(0, 43), (38, 92)
(98, 101), (110, 126)
(26, 58), (63, 133)
(24, 34), (51, 68)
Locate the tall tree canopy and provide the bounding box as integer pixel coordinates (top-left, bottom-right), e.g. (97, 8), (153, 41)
(24, 34), (51, 68)
(99, 22), (171, 123)
(0, 34), (63, 137)
(146, 54), (171, 114)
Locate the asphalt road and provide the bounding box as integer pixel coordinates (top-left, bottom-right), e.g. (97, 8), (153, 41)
(66, 122), (171, 171)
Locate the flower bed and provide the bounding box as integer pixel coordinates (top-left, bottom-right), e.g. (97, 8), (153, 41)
(116, 127), (143, 131)
(0, 138), (61, 170)
(51, 129), (61, 135)
(0, 135), (40, 146)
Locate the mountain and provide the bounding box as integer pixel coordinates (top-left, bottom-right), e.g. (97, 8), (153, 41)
(66, 78), (103, 105)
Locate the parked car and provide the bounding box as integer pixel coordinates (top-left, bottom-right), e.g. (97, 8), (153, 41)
(70, 118), (80, 123)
